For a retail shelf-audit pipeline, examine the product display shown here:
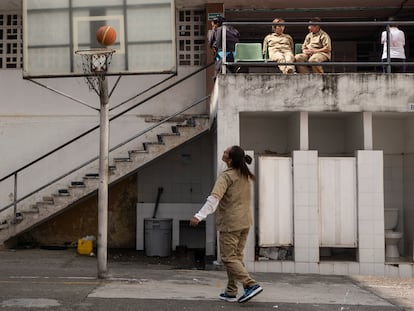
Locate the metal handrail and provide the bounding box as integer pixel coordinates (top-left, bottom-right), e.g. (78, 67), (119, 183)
(220, 20), (414, 74)
(0, 62), (214, 216)
(0, 95), (209, 214)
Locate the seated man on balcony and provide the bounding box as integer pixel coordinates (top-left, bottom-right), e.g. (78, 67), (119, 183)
(295, 17), (331, 73)
(262, 18), (296, 74)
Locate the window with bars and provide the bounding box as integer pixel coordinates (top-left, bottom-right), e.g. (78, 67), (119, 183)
(0, 13), (22, 69)
(177, 10), (206, 66)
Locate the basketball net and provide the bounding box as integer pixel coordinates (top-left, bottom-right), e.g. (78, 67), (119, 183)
(75, 48), (115, 92)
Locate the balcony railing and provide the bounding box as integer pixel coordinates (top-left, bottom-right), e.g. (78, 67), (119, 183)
(219, 20), (414, 74)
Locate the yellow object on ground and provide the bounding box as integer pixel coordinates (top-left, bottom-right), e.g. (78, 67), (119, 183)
(77, 239), (93, 255)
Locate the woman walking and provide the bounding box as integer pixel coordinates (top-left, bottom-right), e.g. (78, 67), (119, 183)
(190, 145), (262, 303)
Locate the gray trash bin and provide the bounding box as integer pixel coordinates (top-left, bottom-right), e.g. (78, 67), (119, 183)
(144, 218), (172, 257)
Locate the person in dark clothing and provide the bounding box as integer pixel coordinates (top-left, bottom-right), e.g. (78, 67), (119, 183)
(208, 18), (219, 53)
(212, 16), (240, 79)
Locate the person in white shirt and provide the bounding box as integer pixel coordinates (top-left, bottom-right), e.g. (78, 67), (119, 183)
(381, 17), (406, 73)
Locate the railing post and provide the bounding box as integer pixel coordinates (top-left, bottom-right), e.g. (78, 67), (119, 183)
(222, 24), (227, 74)
(13, 173), (17, 224)
(386, 24), (391, 74)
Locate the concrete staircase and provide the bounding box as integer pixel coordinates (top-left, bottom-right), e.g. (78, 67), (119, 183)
(0, 115), (209, 246)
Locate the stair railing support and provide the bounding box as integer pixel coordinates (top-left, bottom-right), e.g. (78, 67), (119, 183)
(12, 173), (17, 224)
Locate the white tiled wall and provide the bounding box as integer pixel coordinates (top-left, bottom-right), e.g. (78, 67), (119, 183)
(356, 150), (385, 265)
(293, 151), (319, 265)
(248, 149), (413, 277)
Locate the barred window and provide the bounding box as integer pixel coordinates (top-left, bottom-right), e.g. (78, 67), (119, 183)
(0, 13), (22, 69)
(177, 10), (206, 66)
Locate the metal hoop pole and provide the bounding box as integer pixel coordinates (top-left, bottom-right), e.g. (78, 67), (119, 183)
(97, 76), (109, 279)
(74, 48), (114, 279)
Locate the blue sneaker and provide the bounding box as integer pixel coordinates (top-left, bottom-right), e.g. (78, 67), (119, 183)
(219, 292), (237, 302)
(238, 284), (263, 303)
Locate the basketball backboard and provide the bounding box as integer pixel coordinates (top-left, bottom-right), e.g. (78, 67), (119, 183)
(23, 0), (176, 78)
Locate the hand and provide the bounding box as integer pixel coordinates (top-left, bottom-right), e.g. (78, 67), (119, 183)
(304, 49), (313, 56)
(189, 216), (200, 227)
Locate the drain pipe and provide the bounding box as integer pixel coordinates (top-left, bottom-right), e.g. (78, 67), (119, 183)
(152, 187), (164, 219)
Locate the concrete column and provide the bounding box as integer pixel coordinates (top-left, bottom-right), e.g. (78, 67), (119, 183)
(212, 96), (240, 261)
(244, 151), (256, 269)
(363, 112), (373, 150)
(300, 112), (309, 150)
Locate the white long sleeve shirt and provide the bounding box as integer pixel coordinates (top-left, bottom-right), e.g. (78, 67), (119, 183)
(381, 27), (406, 60)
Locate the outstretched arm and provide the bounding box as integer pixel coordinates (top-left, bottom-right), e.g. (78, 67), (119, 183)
(189, 195), (220, 226)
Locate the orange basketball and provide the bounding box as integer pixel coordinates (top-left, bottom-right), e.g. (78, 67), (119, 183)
(96, 25), (117, 46)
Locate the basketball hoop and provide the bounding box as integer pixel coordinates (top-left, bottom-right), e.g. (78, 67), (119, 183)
(75, 48), (115, 92)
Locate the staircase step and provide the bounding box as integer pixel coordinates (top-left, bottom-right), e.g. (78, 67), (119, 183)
(143, 142), (163, 150)
(55, 189), (70, 196)
(129, 150), (147, 155)
(12, 212), (24, 224)
(159, 132), (180, 137)
(84, 173), (99, 179)
(114, 157), (132, 162)
(37, 199), (54, 205)
(70, 181), (86, 188)
(176, 123), (196, 129)
(22, 206), (40, 214)
(157, 133), (180, 143)
(43, 196), (54, 202)
(0, 221), (9, 230)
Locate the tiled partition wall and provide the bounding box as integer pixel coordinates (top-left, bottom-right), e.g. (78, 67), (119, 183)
(247, 150), (413, 277)
(357, 150), (385, 275)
